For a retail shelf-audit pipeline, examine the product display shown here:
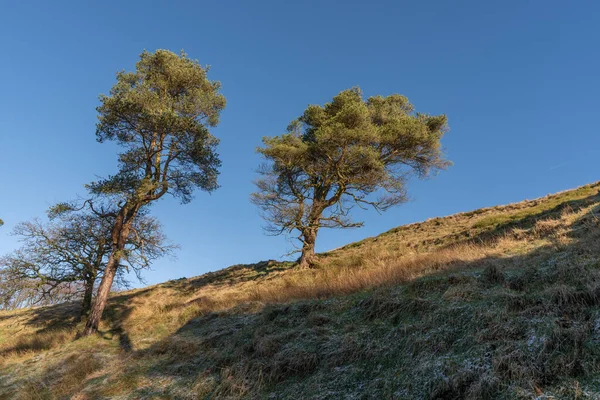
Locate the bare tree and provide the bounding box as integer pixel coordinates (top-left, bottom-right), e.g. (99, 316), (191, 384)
(0, 207), (175, 315)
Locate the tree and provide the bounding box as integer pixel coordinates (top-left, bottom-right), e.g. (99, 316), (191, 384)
(79, 49), (225, 335)
(0, 207), (173, 315)
(252, 88), (449, 268)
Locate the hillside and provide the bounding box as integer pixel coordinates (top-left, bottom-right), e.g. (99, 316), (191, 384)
(2, 182), (600, 399)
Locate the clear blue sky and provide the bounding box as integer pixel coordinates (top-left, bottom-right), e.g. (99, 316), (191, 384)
(1, 1), (598, 286)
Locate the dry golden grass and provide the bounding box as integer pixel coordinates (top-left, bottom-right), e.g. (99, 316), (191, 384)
(1, 182), (600, 399)
(246, 244), (489, 303)
(159, 200), (588, 316)
(17, 352), (103, 400)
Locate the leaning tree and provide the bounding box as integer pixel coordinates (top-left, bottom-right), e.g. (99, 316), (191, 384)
(77, 49), (225, 335)
(0, 207), (173, 315)
(252, 87), (450, 268)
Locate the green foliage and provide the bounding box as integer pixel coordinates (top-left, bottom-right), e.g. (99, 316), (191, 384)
(80, 49), (226, 334)
(91, 49), (226, 204)
(46, 202), (76, 219)
(252, 87), (449, 265)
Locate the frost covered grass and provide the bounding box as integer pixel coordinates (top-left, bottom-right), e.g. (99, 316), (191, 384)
(1, 182), (600, 398)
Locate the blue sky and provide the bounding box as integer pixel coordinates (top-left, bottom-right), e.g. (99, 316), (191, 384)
(1, 1), (598, 286)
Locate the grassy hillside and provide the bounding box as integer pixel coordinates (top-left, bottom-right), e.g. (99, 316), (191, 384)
(2, 182), (600, 399)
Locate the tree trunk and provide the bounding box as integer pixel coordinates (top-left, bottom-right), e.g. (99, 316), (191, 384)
(299, 229), (318, 268)
(83, 205), (136, 336)
(80, 274), (96, 319)
(82, 255), (118, 335)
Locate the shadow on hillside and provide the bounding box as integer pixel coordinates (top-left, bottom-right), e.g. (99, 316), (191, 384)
(0, 288), (154, 356)
(159, 259), (296, 295)
(0, 301), (79, 324)
(89, 197), (600, 398)
(0, 302), (81, 357)
(93, 289), (156, 352)
(6, 190), (600, 397)
(442, 189), (600, 250)
(0, 301), (80, 332)
(0, 260), (297, 358)
(317, 185), (600, 264)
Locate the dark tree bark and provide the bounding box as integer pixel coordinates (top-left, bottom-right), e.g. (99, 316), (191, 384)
(83, 257), (117, 335)
(298, 228), (318, 268)
(80, 271), (96, 319)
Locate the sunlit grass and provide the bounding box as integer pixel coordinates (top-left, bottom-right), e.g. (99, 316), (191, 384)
(1, 182), (599, 398)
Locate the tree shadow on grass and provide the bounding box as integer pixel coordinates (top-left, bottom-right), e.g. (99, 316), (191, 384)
(93, 290), (152, 353)
(318, 184), (600, 265)
(437, 187), (600, 250)
(159, 259), (296, 295)
(0, 288), (154, 357)
(0, 257), (297, 359)
(5, 188), (600, 398)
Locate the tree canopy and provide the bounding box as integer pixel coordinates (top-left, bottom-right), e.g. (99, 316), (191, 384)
(89, 49), (225, 204)
(252, 87), (449, 267)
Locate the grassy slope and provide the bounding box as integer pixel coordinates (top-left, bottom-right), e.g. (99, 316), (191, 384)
(2, 182), (600, 399)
